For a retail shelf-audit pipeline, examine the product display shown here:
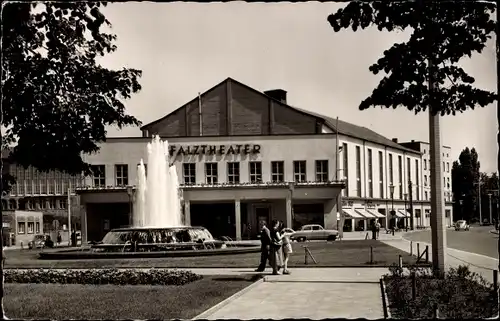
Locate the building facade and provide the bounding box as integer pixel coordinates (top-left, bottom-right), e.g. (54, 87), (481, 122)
(1, 153), (82, 232)
(54, 77), (451, 242)
(2, 210), (44, 246)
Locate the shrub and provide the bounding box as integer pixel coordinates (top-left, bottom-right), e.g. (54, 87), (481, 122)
(383, 264), (498, 319)
(5, 268), (203, 286)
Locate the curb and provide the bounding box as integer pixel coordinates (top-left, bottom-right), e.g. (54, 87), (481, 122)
(380, 278), (392, 319)
(192, 276), (264, 320)
(489, 230), (499, 235)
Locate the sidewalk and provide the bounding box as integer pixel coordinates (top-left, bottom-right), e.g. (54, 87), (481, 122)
(193, 267), (387, 320)
(382, 238), (499, 284)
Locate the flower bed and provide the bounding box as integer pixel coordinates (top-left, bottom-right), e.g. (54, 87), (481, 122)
(383, 264), (498, 319)
(4, 268), (203, 286)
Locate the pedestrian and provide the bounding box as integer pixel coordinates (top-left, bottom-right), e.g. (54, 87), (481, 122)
(279, 222), (292, 275)
(255, 221), (271, 272)
(269, 220), (282, 275)
(57, 232), (62, 246)
(375, 220), (381, 238)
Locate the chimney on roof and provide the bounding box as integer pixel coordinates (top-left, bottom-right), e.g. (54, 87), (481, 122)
(411, 140), (415, 143)
(264, 89), (287, 104)
(392, 138), (398, 143)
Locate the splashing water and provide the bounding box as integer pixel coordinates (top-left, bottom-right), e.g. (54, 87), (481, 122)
(134, 135), (183, 228)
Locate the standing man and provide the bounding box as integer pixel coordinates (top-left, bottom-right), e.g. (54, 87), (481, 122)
(255, 220), (271, 272)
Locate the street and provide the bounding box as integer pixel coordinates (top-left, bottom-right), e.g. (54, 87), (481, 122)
(404, 226), (499, 259)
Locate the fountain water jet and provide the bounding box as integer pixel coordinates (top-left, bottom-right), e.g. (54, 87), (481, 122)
(134, 135), (183, 228)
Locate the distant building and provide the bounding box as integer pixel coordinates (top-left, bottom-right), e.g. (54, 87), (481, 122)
(1, 152), (82, 232)
(72, 77), (453, 243)
(2, 210), (44, 246)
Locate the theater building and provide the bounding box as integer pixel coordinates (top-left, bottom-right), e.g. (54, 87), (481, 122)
(76, 77), (453, 242)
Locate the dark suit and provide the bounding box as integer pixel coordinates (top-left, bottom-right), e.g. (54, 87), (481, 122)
(257, 226), (271, 271)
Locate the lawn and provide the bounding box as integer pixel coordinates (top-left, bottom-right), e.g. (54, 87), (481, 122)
(4, 274), (261, 320)
(4, 240), (427, 268)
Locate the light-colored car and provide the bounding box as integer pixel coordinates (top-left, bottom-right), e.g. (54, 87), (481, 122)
(28, 235), (47, 249)
(455, 220), (470, 231)
(290, 224), (339, 242)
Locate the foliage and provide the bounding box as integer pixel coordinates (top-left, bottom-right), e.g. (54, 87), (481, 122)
(384, 264), (498, 319)
(2, 2), (142, 179)
(451, 147), (481, 221)
(327, 2), (497, 115)
(5, 268), (202, 286)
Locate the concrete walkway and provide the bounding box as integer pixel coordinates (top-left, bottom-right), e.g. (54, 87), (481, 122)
(193, 267), (386, 320)
(382, 238), (499, 283)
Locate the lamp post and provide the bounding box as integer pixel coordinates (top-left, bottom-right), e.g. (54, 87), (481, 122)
(474, 181), (482, 223)
(126, 186), (133, 227)
(389, 184), (395, 235)
(404, 193), (408, 232)
(459, 199), (463, 221)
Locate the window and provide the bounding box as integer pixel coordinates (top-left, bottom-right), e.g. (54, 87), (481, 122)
(249, 162), (262, 183)
(9, 164), (17, 196)
(17, 166), (25, 195)
(315, 160), (328, 182)
(356, 146), (361, 197)
(40, 200), (46, 210)
(447, 162), (449, 172)
(389, 154), (394, 186)
(271, 161), (284, 182)
(26, 167), (32, 195)
(35, 222), (40, 234)
(415, 159), (419, 201)
(183, 163), (196, 185)
(9, 199), (17, 210)
(447, 177), (450, 189)
(424, 159), (427, 170)
(367, 149), (373, 198)
(40, 172), (47, 194)
(425, 191), (428, 200)
(294, 161), (307, 183)
(205, 163), (218, 184)
(27, 222), (35, 234)
(26, 200), (34, 210)
(443, 162), (445, 171)
(58, 199), (67, 209)
(342, 143), (349, 196)
(379, 151), (384, 199)
(115, 164), (129, 186)
(48, 199), (56, 209)
(407, 158), (411, 184)
(424, 175), (427, 186)
(398, 156), (403, 199)
(33, 169), (40, 194)
(227, 162), (240, 184)
(47, 171), (55, 194)
(91, 165), (106, 188)
(18, 222), (26, 234)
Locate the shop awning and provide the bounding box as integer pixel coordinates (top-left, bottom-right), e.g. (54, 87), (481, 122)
(342, 208), (364, 219)
(366, 209), (385, 218)
(397, 209), (410, 218)
(354, 208), (377, 219)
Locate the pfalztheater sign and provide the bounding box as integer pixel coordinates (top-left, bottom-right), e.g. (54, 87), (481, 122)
(169, 144), (261, 156)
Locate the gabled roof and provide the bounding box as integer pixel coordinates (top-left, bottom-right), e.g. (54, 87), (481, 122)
(142, 77), (420, 155)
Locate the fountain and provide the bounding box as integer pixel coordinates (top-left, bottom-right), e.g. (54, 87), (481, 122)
(39, 136), (261, 259)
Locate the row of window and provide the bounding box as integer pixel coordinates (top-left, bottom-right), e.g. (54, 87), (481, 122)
(2, 198), (67, 211)
(345, 143), (449, 201)
(17, 221), (41, 234)
(90, 161), (330, 187)
(423, 159), (451, 173)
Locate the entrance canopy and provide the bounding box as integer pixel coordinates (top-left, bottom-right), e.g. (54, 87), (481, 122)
(366, 209), (385, 218)
(397, 209), (409, 218)
(354, 208), (377, 219)
(342, 208), (363, 219)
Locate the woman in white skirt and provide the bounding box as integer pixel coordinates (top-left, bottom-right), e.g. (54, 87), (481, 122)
(279, 221), (292, 275)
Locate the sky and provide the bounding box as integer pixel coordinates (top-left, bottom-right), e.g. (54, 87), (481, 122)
(97, 2), (497, 174)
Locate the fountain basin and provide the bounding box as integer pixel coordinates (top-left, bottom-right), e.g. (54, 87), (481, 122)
(38, 226), (261, 259)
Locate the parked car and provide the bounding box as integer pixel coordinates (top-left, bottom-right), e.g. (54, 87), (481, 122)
(28, 235), (47, 249)
(455, 220), (470, 231)
(290, 224), (339, 242)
